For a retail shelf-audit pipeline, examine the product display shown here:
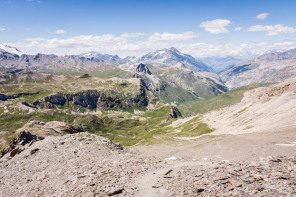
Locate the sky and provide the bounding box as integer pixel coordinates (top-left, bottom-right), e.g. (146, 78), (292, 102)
(1, 0), (296, 58)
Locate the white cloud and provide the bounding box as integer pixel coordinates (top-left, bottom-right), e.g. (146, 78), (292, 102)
(234, 27), (242, 31)
(55, 29), (67, 34)
(10, 32), (296, 58)
(199, 19), (231, 34)
(247, 24), (296, 36)
(0, 26), (6, 31)
(256, 13), (269, 20)
(148, 32), (200, 41)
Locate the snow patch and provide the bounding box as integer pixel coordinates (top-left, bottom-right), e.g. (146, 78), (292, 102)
(165, 157), (177, 160)
(275, 144), (295, 147)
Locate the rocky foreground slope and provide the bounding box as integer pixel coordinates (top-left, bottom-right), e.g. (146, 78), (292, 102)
(0, 132), (295, 196)
(0, 132), (160, 196)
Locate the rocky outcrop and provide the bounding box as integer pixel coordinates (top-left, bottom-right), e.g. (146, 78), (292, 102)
(21, 101), (38, 109)
(34, 90), (100, 109)
(0, 131), (43, 158)
(34, 88), (148, 110)
(41, 91), (101, 109)
(15, 121), (85, 138)
(71, 90), (101, 109)
(242, 80), (296, 103)
(0, 92), (40, 101)
(133, 74), (163, 92)
(97, 87), (148, 109)
(136, 63), (152, 75)
(80, 73), (91, 78)
(44, 94), (67, 105)
(133, 64), (165, 93)
(168, 107), (183, 119)
(0, 121), (85, 159)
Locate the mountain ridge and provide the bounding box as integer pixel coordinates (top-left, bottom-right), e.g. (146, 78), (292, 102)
(221, 48), (296, 89)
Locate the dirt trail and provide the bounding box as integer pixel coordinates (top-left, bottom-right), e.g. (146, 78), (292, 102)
(134, 160), (213, 197)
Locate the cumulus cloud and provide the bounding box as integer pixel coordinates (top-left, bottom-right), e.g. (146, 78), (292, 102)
(148, 32), (200, 41)
(55, 29), (67, 34)
(256, 13), (269, 20)
(0, 26), (6, 31)
(199, 19), (231, 34)
(234, 27), (242, 31)
(247, 24), (296, 36)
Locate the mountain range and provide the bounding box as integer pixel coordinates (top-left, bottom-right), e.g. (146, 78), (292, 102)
(1, 43), (296, 95)
(78, 47), (213, 72)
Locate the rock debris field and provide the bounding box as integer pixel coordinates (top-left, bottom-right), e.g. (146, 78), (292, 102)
(0, 132), (296, 196)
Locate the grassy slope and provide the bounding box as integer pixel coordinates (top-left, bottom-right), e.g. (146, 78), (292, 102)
(0, 105), (173, 148)
(179, 84), (265, 116)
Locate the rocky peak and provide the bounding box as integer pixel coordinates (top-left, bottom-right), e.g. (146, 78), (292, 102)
(136, 63), (152, 75)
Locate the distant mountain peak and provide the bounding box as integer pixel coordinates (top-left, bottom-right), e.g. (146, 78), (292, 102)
(79, 51), (122, 64)
(256, 48), (296, 61)
(168, 47), (180, 53)
(140, 47), (212, 72)
(0, 44), (21, 55)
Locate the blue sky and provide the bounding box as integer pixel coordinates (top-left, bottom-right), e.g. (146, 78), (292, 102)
(1, 0), (296, 57)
